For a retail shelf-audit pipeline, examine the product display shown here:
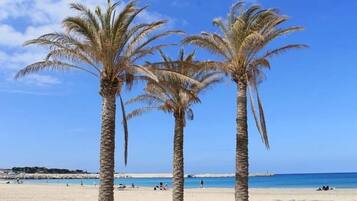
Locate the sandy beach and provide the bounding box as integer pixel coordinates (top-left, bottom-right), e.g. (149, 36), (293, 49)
(0, 184), (356, 201)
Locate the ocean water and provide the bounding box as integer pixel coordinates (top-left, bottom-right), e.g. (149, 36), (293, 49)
(19, 173), (357, 189)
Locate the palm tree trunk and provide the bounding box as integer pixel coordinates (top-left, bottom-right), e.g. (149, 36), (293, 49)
(235, 82), (249, 201)
(98, 79), (118, 201)
(172, 112), (185, 201)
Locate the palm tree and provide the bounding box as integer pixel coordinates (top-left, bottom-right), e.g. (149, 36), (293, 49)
(183, 1), (306, 201)
(126, 49), (222, 201)
(15, 1), (180, 201)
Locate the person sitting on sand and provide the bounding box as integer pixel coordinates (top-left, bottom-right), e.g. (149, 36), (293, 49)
(322, 185), (330, 191)
(318, 185), (333, 191)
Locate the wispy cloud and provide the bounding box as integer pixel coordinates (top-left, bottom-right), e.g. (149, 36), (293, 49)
(0, 89), (61, 96)
(170, 1), (190, 8)
(20, 74), (61, 86)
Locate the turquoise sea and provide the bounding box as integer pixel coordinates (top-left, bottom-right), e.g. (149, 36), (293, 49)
(20, 173), (357, 188)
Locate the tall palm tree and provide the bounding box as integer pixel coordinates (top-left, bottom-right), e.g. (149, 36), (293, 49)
(15, 1), (180, 201)
(126, 49), (222, 201)
(183, 1), (306, 201)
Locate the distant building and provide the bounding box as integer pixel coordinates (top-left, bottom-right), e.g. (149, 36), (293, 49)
(0, 169), (11, 174)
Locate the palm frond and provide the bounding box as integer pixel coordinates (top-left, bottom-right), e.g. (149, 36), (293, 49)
(126, 106), (158, 120)
(132, 30), (183, 56)
(119, 95), (129, 165)
(131, 44), (175, 62)
(182, 35), (230, 59)
(45, 48), (100, 72)
(154, 68), (203, 87)
(15, 60), (98, 79)
(129, 65), (158, 82)
(126, 94), (165, 106)
(263, 44), (308, 58)
(70, 2), (100, 32)
(63, 16), (100, 48)
(127, 20), (167, 51)
(195, 72), (224, 93)
(248, 83), (269, 149)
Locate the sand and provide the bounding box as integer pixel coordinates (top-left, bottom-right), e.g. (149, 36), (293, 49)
(0, 184), (357, 201)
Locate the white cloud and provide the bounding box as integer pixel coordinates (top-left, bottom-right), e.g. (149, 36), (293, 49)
(0, 49), (45, 70)
(0, 24), (27, 46)
(22, 74), (61, 86)
(0, 0), (174, 87)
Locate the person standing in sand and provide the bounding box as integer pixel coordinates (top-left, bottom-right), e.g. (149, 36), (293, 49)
(200, 180), (204, 188)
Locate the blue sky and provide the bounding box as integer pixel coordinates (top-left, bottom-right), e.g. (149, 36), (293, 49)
(1, 0), (357, 174)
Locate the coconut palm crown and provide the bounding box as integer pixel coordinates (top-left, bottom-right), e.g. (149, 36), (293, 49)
(183, 1), (306, 201)
(15, 1), (181, 201)
(126, 49), (222, 201)
(127, 49), (221, 123)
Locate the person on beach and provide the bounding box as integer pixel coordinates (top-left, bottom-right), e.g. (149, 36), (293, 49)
(200, 180), (204, 188)
(317, 185), (334, 191)
(118, 184), (126, 189)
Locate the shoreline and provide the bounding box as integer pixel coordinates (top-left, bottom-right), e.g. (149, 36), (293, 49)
(2, 180), (357, 190)
(0, 172), (274, 180)
(3, 183), (357, 190)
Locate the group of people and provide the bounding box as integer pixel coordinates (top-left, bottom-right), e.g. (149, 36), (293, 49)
(118, 183), (136, 189)
(119, 181), (214, 190)
(154, 182), (168, 191)
(153, 180), (204, 190)
(317, 185), (334, 191)
(4, 179), (23, 184)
